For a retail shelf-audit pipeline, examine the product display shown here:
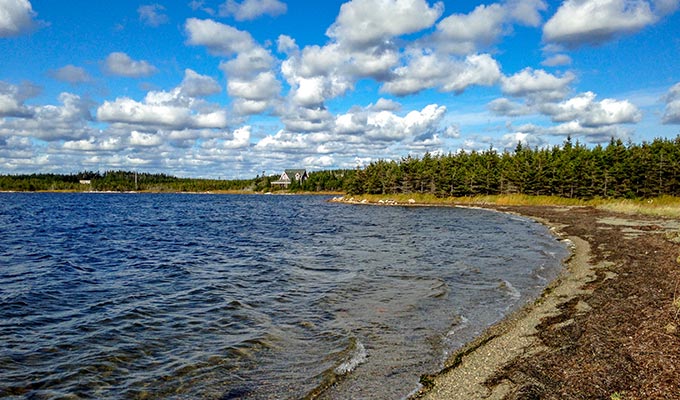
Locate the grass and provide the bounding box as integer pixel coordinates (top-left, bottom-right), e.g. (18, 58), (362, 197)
(595, 196), (680, 218)
(340, 194), (680, 218)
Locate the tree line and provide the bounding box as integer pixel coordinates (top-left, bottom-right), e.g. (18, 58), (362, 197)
(2, 135), (678, 199)
(0, 171), (255, 192)
(0, 169), (354, 193)
(345, 136), (680, 199)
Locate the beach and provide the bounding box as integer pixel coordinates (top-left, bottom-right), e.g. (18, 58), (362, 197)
(412, 204), (680, 399)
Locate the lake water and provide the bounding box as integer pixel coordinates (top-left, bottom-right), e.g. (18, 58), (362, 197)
(0, 193), (569, 399)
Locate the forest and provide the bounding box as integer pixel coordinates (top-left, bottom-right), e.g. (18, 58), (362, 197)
(0, 169), (352, 193)
(345, 136), (680, 199)
(1, 136), (679, 199)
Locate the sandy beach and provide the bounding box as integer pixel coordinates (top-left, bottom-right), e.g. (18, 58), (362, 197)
(411, 205), (680, 399)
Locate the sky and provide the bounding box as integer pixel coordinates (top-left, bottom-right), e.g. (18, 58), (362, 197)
(0, 0), (679, 179)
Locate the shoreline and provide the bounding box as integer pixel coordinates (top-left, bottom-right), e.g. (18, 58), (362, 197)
(414, 211), (593, 399)
(331, 197), (680, 398)
(415, 204), (680, 399)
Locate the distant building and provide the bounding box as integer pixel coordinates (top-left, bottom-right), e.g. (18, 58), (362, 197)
(79, 180), (91, 185)
(271, 169), (308, 188)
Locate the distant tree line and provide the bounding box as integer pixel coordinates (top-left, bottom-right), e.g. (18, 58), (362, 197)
(0, 171), (255, 192)
(345, 136), (680, 199)
(2, 136), (679, 199)
(0, 169), (355, 193)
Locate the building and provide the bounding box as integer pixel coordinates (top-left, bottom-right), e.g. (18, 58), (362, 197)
(271, 169), (308, 188)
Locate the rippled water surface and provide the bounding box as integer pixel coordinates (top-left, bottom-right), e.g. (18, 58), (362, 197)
(0, 193), (569, 399)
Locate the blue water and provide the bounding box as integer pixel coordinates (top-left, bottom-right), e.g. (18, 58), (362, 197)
(0, 193), (569, 399)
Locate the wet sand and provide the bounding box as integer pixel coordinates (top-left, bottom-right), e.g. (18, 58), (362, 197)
(413, 205), (680, 399)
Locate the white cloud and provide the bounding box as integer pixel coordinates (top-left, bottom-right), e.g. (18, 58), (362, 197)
(541, 91), (642, 127)
(281, 106), (335, 133)
(382, 52), (501, 96)
(179, 69), (221, 97)
(508, 0), (549, 25)
(227, 72), (280, 102)
(219, 0), (287, 20)
(543, 0), (676, 47)
(96, 79), (229, 131)
(0, 81), (36, 117)
(367, 104), (447, 140)
(433, 0), (547, 54)
(138, 4), (169, 27)
(277, 34), (297, 55)
(254, 129), (309, 151)
(184, 18), (256, 55)
(218, 45), (281, 115)
(103, 52), (158, 78)
(370, 98), (401, 111)
(130, 130), (164, 147)
(0, 92), (94, 141)
(97, 96), (228, 130)
(0, 0), (38, 37)
(541, 54), (572, 67)
(302, 155), (335, 168)
(201, 126), (251, 151)
(501, 68), (575, 102)
(331, 103), (448, 143)
(488, 98), (533, 117)
(662, 82), (680, 124)
(49, 65), (92, 84)
(327, 0), (444, 48)
(434, 3), (507, 55)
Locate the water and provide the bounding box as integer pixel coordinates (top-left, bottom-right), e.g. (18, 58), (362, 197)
(0, 193), (569, 399)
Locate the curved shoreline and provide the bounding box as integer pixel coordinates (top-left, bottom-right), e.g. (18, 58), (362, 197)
(415, 225), (595, 399)
(413, 204), (680, 399)
(331, 197), (680, 398)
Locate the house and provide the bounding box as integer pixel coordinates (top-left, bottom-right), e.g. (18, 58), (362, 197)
(271, 169), (308, 187)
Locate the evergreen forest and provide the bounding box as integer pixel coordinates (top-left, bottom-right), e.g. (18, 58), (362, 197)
(345, 136), (680, 199)
(1, 136), (679, 200)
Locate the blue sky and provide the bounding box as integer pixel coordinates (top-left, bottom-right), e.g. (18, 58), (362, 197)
(0, 0), (679, 178)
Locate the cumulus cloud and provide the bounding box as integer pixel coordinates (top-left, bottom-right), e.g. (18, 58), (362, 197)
(138, 4), (169, 26)
(186, 19), (280, 114)
(433, 0), (547, 54)
(0, 0), (38, 37)
(488, 98), (533, 117)
(501, 68), (575, 102)
(279, 43), (354, 107)
(219, 46), (281, 115)
(0, 92), (93, 141)
(543, 0), (678, 47)
(97, 96), (227, 130)
(332, 103), (448, 142)
(254, 129), (309, 151)
(103, 52), (158, 77)
(96, 76), (229, 130)
(327, 0), (444, 48)
(0, 81), (38, 117)
(382, 52), (501, 96)
(541, 54), (572, 67)
(219, 0), (287, 20)
(179, 69), (221, 97)
(541, 91), (642, 127)
(184, 18), (256, 55)
(662, 82), (680, 124)
(49, 65), (92, 84)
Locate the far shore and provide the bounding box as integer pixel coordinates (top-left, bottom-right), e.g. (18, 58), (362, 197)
(330, 195), (680, 398)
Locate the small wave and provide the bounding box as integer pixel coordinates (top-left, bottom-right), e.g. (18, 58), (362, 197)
(498, 279), (521, 300)
(334, 340), (367, 375)
(446, 314), (469, 338)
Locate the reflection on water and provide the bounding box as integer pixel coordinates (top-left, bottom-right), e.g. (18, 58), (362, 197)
(0, 193), (568, 399)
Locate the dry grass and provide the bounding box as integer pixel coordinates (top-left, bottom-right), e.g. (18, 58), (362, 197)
(595, 196), (680, 218)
